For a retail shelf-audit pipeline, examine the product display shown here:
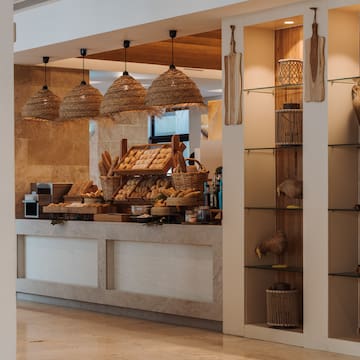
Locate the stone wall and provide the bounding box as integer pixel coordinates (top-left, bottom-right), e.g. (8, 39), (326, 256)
(15, 65), (90, 218)
(90, 112), (149, 186)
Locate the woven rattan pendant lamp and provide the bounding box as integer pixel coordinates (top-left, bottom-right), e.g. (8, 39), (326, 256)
(60, 48), (103, 120)
(22, 56), (61, 121)
(145, 30), (206, 112)
(100, 40), (151, 117)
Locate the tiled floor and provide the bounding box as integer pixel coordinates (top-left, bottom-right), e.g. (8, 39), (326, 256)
(17, 301), (359, 360)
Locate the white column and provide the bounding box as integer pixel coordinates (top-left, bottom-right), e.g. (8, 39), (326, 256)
(302, 2), (329, 350)
(222, 19), (244, 336)
(0, 1), (16, 358)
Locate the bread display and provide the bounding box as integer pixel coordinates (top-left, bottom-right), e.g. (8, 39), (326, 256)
(114, 178), (141, 200)
(98, 151), (120, 177)
(149, 147), (172, 170)
(114, 144), (174, 174)
(67, 180), (94, 197)
(81, 188), (103, 199)
(114, 176), (173, 201)
(117, 148), (144, 170)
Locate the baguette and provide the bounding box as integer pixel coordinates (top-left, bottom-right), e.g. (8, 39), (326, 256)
(106, 155), (120, 177)
(98, 161), (107, 176)
(101, 152), (111, 173)
(104, 150), (112, 166)
(184, 190), (201, 198)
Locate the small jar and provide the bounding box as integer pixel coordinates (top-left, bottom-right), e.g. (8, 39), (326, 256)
(197, 206), (210, 222)
(185, 210), (197, 223)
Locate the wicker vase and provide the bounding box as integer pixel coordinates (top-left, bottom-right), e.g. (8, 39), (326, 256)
(352, 82), (360, 126)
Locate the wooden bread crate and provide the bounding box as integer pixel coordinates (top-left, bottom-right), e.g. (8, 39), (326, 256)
(114, 143), (174, 175)
(43, 203), (110, 214)
(113, 175), (172, 203)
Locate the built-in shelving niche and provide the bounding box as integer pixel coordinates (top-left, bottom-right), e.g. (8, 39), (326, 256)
(328, 5), (360, 342)
(244, 18), (304, 333)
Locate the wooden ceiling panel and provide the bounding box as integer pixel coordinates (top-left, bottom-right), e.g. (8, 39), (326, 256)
(88, 30), (221, 70)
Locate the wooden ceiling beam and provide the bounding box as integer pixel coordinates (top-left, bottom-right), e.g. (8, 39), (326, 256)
(87, 29), (221, 70)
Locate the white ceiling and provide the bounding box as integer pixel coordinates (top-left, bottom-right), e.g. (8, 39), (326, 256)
(12, 0), (310, 99)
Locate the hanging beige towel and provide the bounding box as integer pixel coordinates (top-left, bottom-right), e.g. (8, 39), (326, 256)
(304, 10), (325, 102)
(224, 25), (243, 125)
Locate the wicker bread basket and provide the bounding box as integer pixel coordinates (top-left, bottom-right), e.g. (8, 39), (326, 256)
(172, 159), (209, 192)
(100, 176), (121, 201)
(266, 288), (300, 327)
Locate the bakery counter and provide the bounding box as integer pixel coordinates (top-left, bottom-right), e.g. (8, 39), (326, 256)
(16, 219), (222, 323)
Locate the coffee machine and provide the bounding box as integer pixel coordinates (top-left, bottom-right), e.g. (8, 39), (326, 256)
(24, 183), (72, 218)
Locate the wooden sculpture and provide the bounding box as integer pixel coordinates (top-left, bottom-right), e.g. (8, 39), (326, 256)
(255, 230), (288, 259)
(277, 178), (303, 199)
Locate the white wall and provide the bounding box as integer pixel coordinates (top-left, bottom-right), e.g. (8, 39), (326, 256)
(0, 0), (16, 358)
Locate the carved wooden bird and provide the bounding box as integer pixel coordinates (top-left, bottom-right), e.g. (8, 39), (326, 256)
(352, 82), (360, 126)
(255, 230), (288, 259)
(277, 178), (302, 199)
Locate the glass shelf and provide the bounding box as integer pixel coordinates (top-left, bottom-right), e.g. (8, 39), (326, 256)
(328, 208), (360, 212)
(328, 76), (360, 85)
(244, 145), (302, 152)
(328, 143), (360, 148)
(245, 206), (302, 211)
(245, 264), (303, 273)
(329, 272), (360, 278)
(243, 83), (303, 94)
(244, 76), (360, 94)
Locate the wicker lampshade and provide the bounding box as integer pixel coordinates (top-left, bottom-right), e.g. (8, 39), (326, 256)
(145, 67), (205, 111)
(145, 30), (206, 111)
(22, 56), (61, 121)
(277, 59), (303, 85)
(22, 86), (61, 121)
(100, 40), (151, 117)
(60, 48), (103, 120)
(100, 73), (150, 115)
(60, 81), (103, 120)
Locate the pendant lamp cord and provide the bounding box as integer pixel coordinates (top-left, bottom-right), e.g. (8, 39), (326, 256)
(42, 56), (49, 90)
(169, 30), (177, 70)
(80, 48), (87, 85)
(123, 40), (130, 76)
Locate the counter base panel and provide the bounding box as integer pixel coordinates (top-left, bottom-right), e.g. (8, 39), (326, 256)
(17, 293), (222, 332)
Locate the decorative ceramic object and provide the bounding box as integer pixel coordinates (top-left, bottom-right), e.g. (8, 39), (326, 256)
(277, 178), (303, 199)
(352, 81), (360, 125)
(255, 230), (288, 259)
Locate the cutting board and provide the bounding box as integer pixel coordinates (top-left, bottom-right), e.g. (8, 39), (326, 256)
(93, 213), (130, 222)
(304, 9), (325, 102)
(224, 25), (242, 125)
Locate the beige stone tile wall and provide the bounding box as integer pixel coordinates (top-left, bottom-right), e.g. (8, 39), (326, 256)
(15, 65), (90, 218)
(15, 65), (149, 217)
(90, 112), (148, 186)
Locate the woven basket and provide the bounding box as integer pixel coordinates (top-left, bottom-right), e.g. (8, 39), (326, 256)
(100, 176), (121, 201)
(266, 288), (300, 327)
(172, 159), (209, 192)
(60, 83), (103, 120)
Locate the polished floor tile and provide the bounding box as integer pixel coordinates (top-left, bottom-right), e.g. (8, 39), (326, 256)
(17, 301), (358, 360)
